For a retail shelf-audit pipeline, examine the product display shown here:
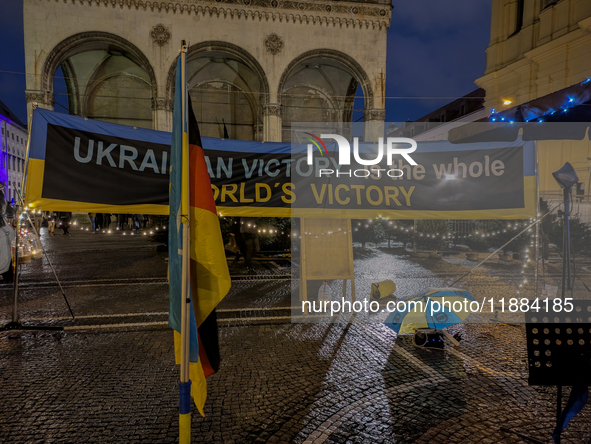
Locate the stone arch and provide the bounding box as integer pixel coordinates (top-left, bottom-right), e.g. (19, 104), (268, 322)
(165, 41), (270, 107)
(40, 32), (157, 128)
(165, 41), (270, 140)
(41, 31), (157, 99)
(278, 49), (374, 141)
(278, 49), (374, 109)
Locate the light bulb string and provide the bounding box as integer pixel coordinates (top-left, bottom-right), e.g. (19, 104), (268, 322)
(449, 203), (561, 288)
(300, 220), (534, 239)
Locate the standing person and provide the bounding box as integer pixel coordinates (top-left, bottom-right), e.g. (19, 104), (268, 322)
(0, 185), (12, 283)
(230, 217), (247, 264)
(33, 210), (43, 234)
(118, 214), (126, 230)
(133, 214), (142, 231)
(45, 211), (56, 235)
(89, 213), (96, 233)
(59, 212), (72, 235)
(5, 202), (14, 227)
(127, 214), (134, 230)
(103, 213), (111, 230)
(96, 213), (103, 232)
(240, 217), (259, 273)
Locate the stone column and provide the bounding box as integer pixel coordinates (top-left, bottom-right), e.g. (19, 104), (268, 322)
(152, 97), (173, 133)
(263, 103), (282, 142)
(363, 108), (386, 142)
(25, 90), (54, 125)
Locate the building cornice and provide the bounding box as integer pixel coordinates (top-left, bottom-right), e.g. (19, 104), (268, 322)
(37, 0), (391, 30)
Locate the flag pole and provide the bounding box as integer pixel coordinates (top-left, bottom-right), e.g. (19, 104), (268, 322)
(11, 103), (35, 325)
(178, 39), (192, 444)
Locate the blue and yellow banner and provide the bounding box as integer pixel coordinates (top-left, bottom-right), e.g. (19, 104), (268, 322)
(24, 109), (537, 219)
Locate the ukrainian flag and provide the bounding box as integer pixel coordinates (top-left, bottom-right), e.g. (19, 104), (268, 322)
(168, 48), (231, 441)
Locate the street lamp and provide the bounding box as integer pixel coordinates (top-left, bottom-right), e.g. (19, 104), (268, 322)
(551, 161), (579, 437)
(552, 161), (578, 296)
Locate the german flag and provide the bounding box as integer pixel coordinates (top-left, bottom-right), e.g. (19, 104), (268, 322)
(169, 52), (231, 420)
(187, 97), (230, 380)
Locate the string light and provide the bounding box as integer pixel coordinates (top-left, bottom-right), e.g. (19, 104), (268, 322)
(517, 225), (537, 294)
(490, 83), (588, 122)
(340, 220), (530, 240)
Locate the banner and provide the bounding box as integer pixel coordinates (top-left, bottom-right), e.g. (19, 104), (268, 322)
(25, 109), (537, 219)
(289, 142), (536, 219)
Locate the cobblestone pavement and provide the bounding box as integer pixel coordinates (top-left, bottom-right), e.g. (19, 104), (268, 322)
(1, 228), (590, 443)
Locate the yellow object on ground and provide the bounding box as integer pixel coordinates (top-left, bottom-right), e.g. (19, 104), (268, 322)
(371, 280), (396, 300)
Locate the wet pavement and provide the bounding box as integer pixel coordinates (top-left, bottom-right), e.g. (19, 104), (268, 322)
(1, 226), (591, 443)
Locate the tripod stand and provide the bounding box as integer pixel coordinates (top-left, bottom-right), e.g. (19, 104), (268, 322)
(0, 187), (74, 332)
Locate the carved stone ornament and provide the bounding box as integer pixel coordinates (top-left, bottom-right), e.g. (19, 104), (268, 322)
(151, 97), (173, 111)
(49, 1), (392, 26)
(25, 90), (54, 106)
(263, 104), (282, 117)
(264, 33), (284, 55)
(364, 108), (386, 122)
(150, 24), (171, 46)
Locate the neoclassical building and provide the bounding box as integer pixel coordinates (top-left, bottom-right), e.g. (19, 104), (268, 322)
(476, 0), (591, 113)
(0, 100), (27, 203)
(23, 0), (390, 142)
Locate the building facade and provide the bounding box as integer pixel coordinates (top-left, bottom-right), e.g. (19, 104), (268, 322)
(22, 0), (391, 143)
(476, 0), (591, 114)
(0, 100), (27, 204)
(475, 0), (591, 203)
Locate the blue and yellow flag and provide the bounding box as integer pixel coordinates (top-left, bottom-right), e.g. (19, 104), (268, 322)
(168, 55), (231, 417)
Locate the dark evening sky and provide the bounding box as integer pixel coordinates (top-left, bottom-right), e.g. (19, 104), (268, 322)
(0, 0), (491, 126)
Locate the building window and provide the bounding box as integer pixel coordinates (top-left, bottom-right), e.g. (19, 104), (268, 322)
(11, 133), (14, 140)
(542, 0), (557, 10)
(510, 0), (525, 36)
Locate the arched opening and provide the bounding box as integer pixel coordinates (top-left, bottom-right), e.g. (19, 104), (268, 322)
(42, 33), (156, 129)
(167, 43), (269, 141)
(279, 51), (373, 142)
(188, 53), (262, 141)
(52, 66), (70, 115)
